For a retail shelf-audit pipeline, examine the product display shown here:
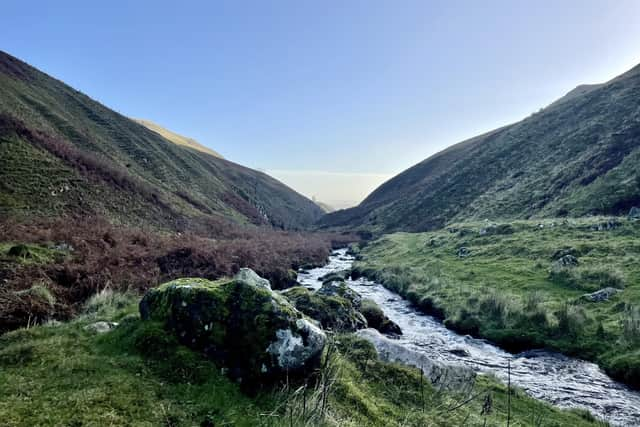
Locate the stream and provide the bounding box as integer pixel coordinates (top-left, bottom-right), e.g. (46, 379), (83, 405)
(298, 248), (640, 426)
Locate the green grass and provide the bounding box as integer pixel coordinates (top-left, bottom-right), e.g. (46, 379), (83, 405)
(0, 242), (69, 265)
(354, 217), (640, 389)
(0, 292), (605, 426)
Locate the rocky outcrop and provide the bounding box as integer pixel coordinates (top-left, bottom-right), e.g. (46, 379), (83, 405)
(139, 271), (325, 384)
(356, 328), (475, 391)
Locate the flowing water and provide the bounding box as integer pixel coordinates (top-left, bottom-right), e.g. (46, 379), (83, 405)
(298, 248), (640, 426)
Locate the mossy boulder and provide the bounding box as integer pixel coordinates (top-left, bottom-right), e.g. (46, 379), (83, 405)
(360, 299), (402, 336)
(268, 268), (299, 290)
(283, 287), (367, 332)
(139, 271), (325, 384)
(317, 280), (362, 309)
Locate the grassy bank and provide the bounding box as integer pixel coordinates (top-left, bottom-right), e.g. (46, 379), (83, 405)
(0, 291), (602, 426)
(353, 217), (640, 389)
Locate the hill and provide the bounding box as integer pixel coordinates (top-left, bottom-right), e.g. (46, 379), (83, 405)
(319, 64), (640, 233)
(0, 50), (323, 231)
(133, 118), (224, 158)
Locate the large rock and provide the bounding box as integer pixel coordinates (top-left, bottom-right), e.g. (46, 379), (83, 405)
(283, 286), (367, 332)
(356, 329), (475, 391)
(139, 273), (325, 384)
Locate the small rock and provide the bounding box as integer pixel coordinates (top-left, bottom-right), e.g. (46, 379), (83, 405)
(457, 247), (471, 258)
(551, 247), (578, 260)
(553, 254), (578, 268)
(448, 348), (471, 358)
(580, 287), (621, 303)
(629, 207), (640, 220)
(84, 321), (119, 333)
(53, 242), (74, 252)
(319, 270), (349, 285)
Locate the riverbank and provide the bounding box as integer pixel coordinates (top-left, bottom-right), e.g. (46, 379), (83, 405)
(0, 274), (602, 425)
(352, 217), (640, 391)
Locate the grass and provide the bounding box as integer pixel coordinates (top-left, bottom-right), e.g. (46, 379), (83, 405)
(0, 292), (605, 426)
(354, 217), (640, 389)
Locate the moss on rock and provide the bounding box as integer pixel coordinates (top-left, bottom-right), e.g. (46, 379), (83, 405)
(139, 272), (325, 385)
(283, 286), (367, 332)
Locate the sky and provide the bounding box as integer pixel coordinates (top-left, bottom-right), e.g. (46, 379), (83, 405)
(2, 1), (640, 208)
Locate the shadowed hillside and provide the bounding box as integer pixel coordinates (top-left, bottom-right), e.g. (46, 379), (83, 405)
(0, 51), (324, 231)
(319, 64), (640, 233)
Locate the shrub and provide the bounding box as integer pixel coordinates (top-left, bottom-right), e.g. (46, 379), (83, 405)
(479, 292), (510, 324)
(622, 305), (640, 343)
(555, 304), (587, 340)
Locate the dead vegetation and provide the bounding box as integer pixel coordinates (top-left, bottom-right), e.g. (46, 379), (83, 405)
(0, 217), (356, 333)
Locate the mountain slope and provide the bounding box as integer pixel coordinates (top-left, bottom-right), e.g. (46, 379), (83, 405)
(320, 63), (640, 233)
(0, 51), (323, 230)
(133, 118), (224, 158)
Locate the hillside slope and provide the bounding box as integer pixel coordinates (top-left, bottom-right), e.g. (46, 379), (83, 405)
(0, 51), (323, 230)
(320, 64), (640, 233)
(133, 118), (224, 158)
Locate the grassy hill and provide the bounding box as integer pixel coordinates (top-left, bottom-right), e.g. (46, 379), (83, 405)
(0, 50), (323, 231)
(319, 63), (640, 233)
(133, 118), (224, 158)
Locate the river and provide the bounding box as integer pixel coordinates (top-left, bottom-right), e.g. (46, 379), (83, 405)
(298, 248), (640, 426)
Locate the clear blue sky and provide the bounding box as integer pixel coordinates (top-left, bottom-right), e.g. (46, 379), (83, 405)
(2, 1), (640, 206)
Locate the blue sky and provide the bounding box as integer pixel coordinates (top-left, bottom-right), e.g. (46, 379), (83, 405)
(2, 1), (640, 206)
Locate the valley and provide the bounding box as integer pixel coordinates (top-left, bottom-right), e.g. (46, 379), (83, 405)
(1, 22), (640, 426)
